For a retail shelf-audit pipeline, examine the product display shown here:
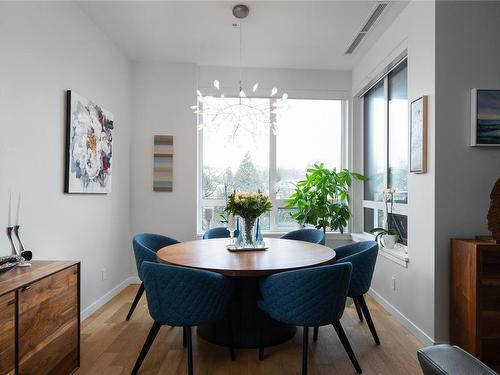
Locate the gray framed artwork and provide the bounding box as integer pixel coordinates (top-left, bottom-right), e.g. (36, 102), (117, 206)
(153, 135), (173, 191)
(471, 89), (500, 146)
(410, 95), (428, 174)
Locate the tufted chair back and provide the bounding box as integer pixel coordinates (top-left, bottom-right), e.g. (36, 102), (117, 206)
(202, 226), (240, 239)
(280, 228), (326, 245)
(133, 233), (180, 281)
(141, 262), (234, 327)
(258, 263), (352, 327)
(334, 241), (378, 297)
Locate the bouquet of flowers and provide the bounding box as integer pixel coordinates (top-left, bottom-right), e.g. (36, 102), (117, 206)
(224, 191), (272, 246)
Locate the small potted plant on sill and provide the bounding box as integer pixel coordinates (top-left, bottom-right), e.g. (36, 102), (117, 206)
(370, 187), (399, 249)
(284, 163), (364, 235)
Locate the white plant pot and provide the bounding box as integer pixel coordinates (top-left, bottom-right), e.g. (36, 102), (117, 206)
(381, 234), (397, 250)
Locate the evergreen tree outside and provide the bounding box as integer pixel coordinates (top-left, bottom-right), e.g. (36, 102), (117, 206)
(234, 153), (265, 193)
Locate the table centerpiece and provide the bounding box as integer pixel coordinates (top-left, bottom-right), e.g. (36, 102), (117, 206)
(224, 191), (272, 248)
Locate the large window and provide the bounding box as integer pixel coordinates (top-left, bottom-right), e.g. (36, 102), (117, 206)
(199, 97), (345, 232)
(362, 60), (408, 245)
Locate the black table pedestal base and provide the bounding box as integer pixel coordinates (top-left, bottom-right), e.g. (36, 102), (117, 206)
(197, 277), (296, 348)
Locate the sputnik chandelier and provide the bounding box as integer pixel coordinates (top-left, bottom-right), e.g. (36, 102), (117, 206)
(192, 4), (288, 135)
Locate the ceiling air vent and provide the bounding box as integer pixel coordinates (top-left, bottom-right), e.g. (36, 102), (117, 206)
(345, 33), (366, 55)
(345, 2), (388, 55)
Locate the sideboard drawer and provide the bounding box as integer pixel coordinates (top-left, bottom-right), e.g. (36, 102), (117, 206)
(18, 265), (79, 375)
(0, 292), (15, 375)
(481, 249), (500, 276)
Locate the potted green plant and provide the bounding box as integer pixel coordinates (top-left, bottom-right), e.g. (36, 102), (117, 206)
(224, 191), (272, 247)
(369, 188), (399, 249)
(285, 164), (364, 234)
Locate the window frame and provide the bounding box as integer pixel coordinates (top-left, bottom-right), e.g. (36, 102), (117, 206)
(197, 96), (349, 234)
(361, 58), (409, 240)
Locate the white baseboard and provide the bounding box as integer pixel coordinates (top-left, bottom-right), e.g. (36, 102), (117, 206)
(80, 276), (439, 347)
(80, 276), (141, 321)
(128, 276), (141, 284)
(368, 287), (435, 346)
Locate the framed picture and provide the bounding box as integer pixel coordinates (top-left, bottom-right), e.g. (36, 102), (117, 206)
(65, 90), (114, 193)
(410, 95), (428, 174)
(153, 135), (174, 192)
(471, 89), (500, 146)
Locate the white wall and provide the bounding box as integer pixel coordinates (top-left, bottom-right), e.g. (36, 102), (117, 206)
(131, 62), (198, 242)
(199, 66), (351, 100)
(0, 2), (133, 313)
(130, 64), (352, 244)
(352, 1), (436, 344)
(434, 1), (500, 343)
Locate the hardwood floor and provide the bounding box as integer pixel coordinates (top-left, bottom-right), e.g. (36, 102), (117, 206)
(78, 285), (423, 375)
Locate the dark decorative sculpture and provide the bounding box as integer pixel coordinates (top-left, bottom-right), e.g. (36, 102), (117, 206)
(488, 178), (500, 240)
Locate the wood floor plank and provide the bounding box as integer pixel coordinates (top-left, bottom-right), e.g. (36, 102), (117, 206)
(77, 285), (423, 375)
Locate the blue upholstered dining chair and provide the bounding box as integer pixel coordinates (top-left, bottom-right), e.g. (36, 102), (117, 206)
(126, 233), (180, 321)
(313, 241), (380, 345)
(131, 262), (234, 375)
(258, 263), (362, 375)
(203, 226), (231, 239)
(280, 228), (326, 245)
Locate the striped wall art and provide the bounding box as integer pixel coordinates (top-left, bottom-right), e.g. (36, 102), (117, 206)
(153, 135), (173, 192)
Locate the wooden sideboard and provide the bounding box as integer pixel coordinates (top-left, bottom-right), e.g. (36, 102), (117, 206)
(451, 239), (500, 366)
(0, 260), (80, 375)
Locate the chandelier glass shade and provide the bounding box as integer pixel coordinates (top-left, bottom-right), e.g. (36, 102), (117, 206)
(193, 82), (288, 135)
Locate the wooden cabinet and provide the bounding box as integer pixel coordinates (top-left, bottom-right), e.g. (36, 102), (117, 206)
(0, 261), (80, 375)
(0, 292), (15, 375)
(451, 239), (500, 366)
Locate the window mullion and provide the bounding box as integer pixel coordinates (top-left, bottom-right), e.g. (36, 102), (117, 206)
(384, 75), (389, 190)
(269, 98), (278, 231)
(197, 102), (204, 233)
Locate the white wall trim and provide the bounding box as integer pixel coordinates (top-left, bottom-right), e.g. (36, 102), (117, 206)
(81, 276), (141, 321)
(351, 232), (409, 267)
(81, 268), (440, 348)
(369, 287), (436, 347)
(378, 247), (409, 268)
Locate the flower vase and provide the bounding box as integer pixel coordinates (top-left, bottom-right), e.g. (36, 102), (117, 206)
(243, 218), (257, 247)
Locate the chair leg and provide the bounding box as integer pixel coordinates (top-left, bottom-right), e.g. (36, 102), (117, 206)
(131, 321), (161, 375)
(332, 322), (362, 374)
(227, 316), (236, 360)
(126, 282), (145, 321)
(183, 327), (187, 348)
(356, 295), (380, 345)
(353, 298), (364, 322)
(186, 326), (194, 375)
(258, 312), (266, 361)
(302, 326), (309, 375)
(313, 326), (319, 342)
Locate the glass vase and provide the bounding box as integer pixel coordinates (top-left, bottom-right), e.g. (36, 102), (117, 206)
(242, 217), (257, 248)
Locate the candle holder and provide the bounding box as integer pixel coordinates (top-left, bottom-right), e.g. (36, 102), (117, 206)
(13, 225), (32, 261)
(6, 226), (20, 256)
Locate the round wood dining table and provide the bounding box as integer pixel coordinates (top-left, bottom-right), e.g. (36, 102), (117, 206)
(156, 238), (336, 348)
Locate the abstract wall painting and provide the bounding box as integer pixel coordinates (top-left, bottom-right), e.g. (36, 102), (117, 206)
(410, 95), (428, 174)
(65, 90), (114, 194)
(153, 135), (173, 192)
(471, 89), (500, 146)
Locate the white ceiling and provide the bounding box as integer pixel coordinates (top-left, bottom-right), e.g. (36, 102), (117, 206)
(78, 1), (408, 70)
